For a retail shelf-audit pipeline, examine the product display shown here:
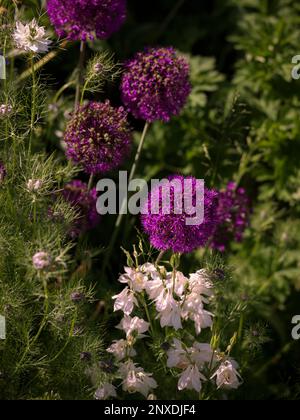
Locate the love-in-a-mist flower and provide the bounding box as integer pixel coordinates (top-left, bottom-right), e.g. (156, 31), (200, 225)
(27, 179), (43, 192)
(212, 182), (251, 252)
(32, 251), (51, 270)
(62, 180), (100, 238)
(13, 19), (51, 54)
(0, 162), (6, 183)
(121, 47), (191, 122)
(141, 175), (219, 254)
(118, 360), (158, 397)
(46, 0), (127, 41)
(0, 104), (13, 117)
(94, 383), (117, 400)
(211, 360), (242, 390)
(64, 101), (132, 175)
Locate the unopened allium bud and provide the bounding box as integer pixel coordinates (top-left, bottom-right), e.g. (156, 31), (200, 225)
(27, 179), (43, 192)
(32, 251), (51, 270)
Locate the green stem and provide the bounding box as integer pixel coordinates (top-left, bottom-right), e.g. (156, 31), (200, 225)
(29, 55), (36, 154)
(101, 122), (151, 277)
(87, 173), (94, 192)
(75, 41), (86, 109)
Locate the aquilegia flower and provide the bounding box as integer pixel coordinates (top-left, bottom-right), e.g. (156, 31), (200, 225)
(212, 182), (251, 252)
(64, 101), (132, 175)
(141, 175), (218, 254)
(121, 47), (191, 122)
(62, 180), (100, 237)
(13, 19), (51, 54)
(46, 0), (127, 41)
(0, 162), (6, 183)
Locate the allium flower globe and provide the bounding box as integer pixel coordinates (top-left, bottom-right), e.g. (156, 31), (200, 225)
(141, 175), (218, 253)
(121, 47), (191, 122)
(62, 180), (100, 237)
(212, 182), (251, 252)
(46, 0), (127, 41)
(64, 101), (132, 174)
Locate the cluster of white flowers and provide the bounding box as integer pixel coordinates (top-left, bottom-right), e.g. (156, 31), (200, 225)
(167, 338), (242, 393)
(113, 264), (213, 334)
(27, 179), (43, 192)
(99, 263), (242, 399)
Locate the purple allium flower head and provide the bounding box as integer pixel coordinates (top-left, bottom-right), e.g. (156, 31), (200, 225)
(46, 0), (127, 41)
(62, 180), (100, 238)
(32, 251), (51, 270)
(121, 47), (191, 122)
(64, 101), (132, 175)
(0, 162), (6, 183)
(212, 182), (251, 252)
(141, 175), (218, 254)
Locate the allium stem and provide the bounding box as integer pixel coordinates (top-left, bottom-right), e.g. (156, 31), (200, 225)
(75, 41), (86, 108)
(116, 121), (150, 229)
(101, 122), (150, 277)
(87, 173), (94, 191)
(155, 251), (165, 265)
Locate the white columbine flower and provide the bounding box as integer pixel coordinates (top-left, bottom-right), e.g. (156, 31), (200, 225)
(178, 364), (206, 393)
(112, 287), (137, 316)
(106, 339), (136, 361)
(13, 19), (51, 54)
(118, 267), (148, 293)
(211, 360), (242, 390)
(190, 342), (215, 367)
(117, 315), (149, 339)
(118, 361), (158, 397)
(167, 339), (189, 369)
(94, 383), (117, 400)
(156, 292), (182, 330)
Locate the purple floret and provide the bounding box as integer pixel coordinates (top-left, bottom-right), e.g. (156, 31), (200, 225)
(46, 0), (127, 41)
(121, 47), (191, 122)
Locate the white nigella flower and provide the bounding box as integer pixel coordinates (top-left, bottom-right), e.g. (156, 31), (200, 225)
(211, 360), (242, 390)
(178, 364), (206, 393)
(112, 287), (137, 316)
(106, 339), (136, 361)
(27, 179), (43, 192)
(117, 315), (149, 339)
(32, 251), (51, 270)
(13, 19), (51, 54)
(94, 383), (117, 400)
(0, 104), (13, 117)
(118, 360), (158, 398)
